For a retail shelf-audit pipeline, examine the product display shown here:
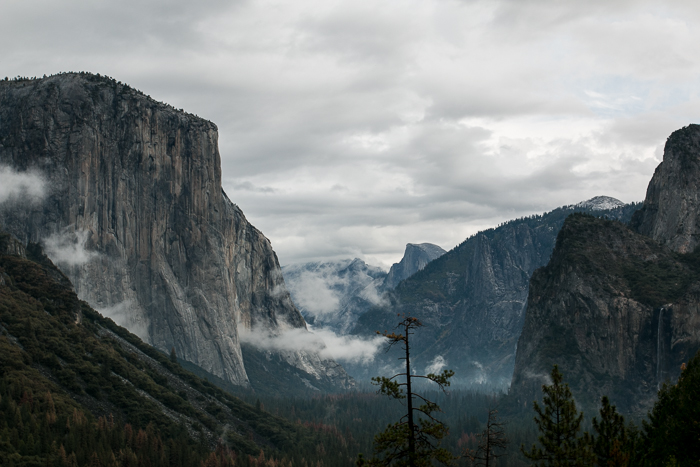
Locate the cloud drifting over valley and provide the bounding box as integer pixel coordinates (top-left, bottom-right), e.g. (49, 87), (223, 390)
(2, 1), (700, 266)
(239, 325), (385, 364)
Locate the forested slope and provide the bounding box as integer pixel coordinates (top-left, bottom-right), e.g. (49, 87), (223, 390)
(0, 230), (355, 466)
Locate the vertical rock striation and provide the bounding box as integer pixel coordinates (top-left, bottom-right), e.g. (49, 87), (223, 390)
(632, 124), (700, 253)
(383, 243), (446, 290)
(0, 73), (351, 391)
(512, 127), (700, 411)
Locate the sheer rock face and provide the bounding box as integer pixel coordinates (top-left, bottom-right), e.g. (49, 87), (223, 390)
(632, 124), (700, 253)
(510, 215), (700, 413)
(383, 243), (446, 290)
(0, 74), (348, 390)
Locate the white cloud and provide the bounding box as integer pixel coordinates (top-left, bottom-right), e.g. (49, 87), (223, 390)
(0, 165), (45, 204)
(239, 324), (385, 364)
(43, 230), (99, 266)
(425, 355), (447, 375)
(285, 270), (341, 316)
(96, 300), (150, 341)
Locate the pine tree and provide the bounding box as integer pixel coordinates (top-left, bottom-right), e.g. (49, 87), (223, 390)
(521, 365), (594, 466)
(363, 316), (455, 467)
(642, 351), (700, 465)
(466, 408), (508, 467)
(591, 396), (628, 467)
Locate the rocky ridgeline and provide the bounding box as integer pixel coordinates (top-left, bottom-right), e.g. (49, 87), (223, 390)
(350, 200), (640, 387)
(511, 125), (700, 412)
(0, 73), (352, 393)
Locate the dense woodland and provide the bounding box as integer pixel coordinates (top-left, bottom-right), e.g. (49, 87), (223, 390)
(1, 227), (699, 466)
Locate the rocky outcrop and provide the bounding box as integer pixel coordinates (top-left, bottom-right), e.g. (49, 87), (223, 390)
(631, 124), (700, 253)
(0, 73), (351, 392)
(509, 214), (700, 412)
(383, 243), (446, 289)
(351, 200), (640, 387)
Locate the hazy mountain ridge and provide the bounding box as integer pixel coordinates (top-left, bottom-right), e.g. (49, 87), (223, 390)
(0, 72), (351, 394)
(282, 258), (387, 334)
(349, 199), (641, 387)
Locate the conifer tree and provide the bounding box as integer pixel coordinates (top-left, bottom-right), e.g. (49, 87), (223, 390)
(521, 365), (594, 466)
(642, 351), (700, 465)
(363, 316), (455, 467)
(591, 396), (628, 467)
(466, 408), (508, 467)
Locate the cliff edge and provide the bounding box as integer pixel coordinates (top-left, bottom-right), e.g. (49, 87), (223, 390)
(0, 73), (352, 392)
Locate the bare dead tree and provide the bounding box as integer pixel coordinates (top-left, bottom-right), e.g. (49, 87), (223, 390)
(465, 408), (508, 467)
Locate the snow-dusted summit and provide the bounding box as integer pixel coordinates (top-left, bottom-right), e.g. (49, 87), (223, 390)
(576, 196), (625, 211)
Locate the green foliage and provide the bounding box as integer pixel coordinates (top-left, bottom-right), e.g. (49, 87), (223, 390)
(521, 365), (594, 466)
(642, 352), (700, 466)
(364, 316), (455, 466)
(590, 396), (629, 467)
(0, 233), (361, 466)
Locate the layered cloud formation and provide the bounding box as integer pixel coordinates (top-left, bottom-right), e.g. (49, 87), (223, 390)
(2, 1), (699, 266)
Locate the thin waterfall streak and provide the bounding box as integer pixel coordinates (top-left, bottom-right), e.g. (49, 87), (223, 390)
(656, 307), (663, 386)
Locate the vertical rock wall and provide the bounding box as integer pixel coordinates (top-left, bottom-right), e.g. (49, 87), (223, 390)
(0, 73), (329, 388)
(632, 124), (700, 253)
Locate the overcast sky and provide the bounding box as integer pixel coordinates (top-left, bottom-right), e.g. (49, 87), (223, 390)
(2, 0), (699, 268)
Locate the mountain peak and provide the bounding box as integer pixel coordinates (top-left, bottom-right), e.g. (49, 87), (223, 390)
(575, 195), (625, 211)
(383, 242), (446, 289)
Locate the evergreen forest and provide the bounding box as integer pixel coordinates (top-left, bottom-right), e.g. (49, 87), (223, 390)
(1, 228), (699, 466)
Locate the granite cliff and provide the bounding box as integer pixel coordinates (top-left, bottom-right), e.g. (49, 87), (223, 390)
(632, 124), (700, 253)
(383, 243), (446, 289)
(511, 126), (700, 412)
(0, 73), (352, 393)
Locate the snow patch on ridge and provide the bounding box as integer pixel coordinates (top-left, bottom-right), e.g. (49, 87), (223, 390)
(576, 195), (625, 211)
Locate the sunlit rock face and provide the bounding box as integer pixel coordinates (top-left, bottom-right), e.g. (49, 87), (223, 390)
(632, 124), (700, 253)
(0, 73), (352, 391)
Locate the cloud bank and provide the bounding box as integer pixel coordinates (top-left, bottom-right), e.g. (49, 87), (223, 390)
(43, 230), (99, 266)
(3, 1), (699, 267)
(0, 165), (45, 204)
(239, 324), (385, 364)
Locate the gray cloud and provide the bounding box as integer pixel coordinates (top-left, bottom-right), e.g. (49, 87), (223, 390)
(0, 165), (45, 204)
(238, 325), (385, 364)
(97, 301), (150, 341)
(43, 230), (99, 266)
(3, 0), (700, 267)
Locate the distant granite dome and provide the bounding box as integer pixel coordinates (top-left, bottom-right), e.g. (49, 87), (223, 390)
(383, 243), (447, 289)
(576, 196), (625, 211)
